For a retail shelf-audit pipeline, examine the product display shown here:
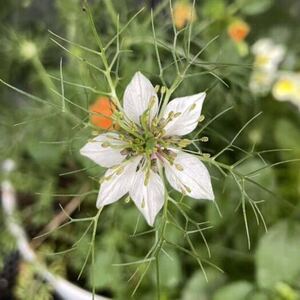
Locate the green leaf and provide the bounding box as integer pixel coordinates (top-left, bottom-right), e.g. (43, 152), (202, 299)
(154, 249), (181, 289)
(248, 292), (269, 300)
(26, 124), (64, 171)
(239, 0), (273, 15)
(212, 281), (253, 300)
(256, 221), (300, 289)
(88, 250), (120, 290)
(181, 269), (225, 300)
(207, 158), (275, 227)
(274, 119), (300, 154)
(202, 0), (226, 19)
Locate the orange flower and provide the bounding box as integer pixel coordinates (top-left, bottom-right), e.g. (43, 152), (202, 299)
(227, 20), (250, 43)
(173, 1), (196, 29)
(90, 96), (116, 130)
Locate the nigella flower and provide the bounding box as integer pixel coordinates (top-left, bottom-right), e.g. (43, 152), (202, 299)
(249, 38), (286, 95)
(251, 39), (285, 72)
(80, 72), (214, 226)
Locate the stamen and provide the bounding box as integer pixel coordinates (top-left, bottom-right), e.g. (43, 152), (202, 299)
(161, 149), (176, 165)
(119, 134), (127, 141)
(120, 149), (129, 155)
(200, 136), (209, 142)
(184, 185), (191, 193)
(144, 169), (150, 185)
(199, 115), (205, 122)
(178, 139), (192, 147)
(149, 96), (156, 109)
(101, 142), (110, 148)
(159, 129), (166, 136)
(161, 86), (166, 94)
(180, 187), (187, 195)
(152, 116), (159, 127)
(101, 174), (113, 182)
(115, 166), (124, 175)
(175, 163), (184, 171)
(168, 111), (175, 119)
(189, 103), (197, 111)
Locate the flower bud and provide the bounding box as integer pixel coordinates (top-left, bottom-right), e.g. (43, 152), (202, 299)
(20, 41), (37, 61)
(90, 96), (117, 130)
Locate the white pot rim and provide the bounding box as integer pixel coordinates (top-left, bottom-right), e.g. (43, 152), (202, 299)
(1, 160), (110, 300)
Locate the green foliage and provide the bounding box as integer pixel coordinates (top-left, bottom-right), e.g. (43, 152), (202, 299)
(181, 269), (225, 300)
(0, 0), (299, 299)
(275, 119), (300, 154)
(15, 263), (53, 300)
(239, 0), (273, 15)
(213, 281), (253, 300)
(256, 221), (300, 289)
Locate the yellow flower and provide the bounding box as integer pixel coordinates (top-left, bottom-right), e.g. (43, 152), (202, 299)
(272, 73), (300, 108)
(173, 1), (196, 29)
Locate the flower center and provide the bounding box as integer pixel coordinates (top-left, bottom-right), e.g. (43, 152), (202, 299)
(145, 135), (156, 153)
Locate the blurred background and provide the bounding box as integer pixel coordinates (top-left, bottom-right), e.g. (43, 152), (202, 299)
(0, 0), (300, 299)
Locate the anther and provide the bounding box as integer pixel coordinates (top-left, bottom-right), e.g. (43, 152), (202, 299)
(144, 170), (150, 185)
(175, 164), (184, 171)
(120, 149), (129, 155)
(149, 96), (156, 109)
(159, 129), (166, 137)
(199, 115), (205, 122)
(115, 166), (124, 175)
(189, 103), (197, 111)
(101, 142), (110, 148)
(184, 185), (191, 193)
(101, 174), (113, 182)
(200, 136), (209, 142)
(179, 139), (192, 147)
(168, 111), (175, 118)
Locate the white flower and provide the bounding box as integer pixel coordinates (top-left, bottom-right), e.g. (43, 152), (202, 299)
(272, 72), (300, 109)
(249, 70), (275, 95)
(249, 38), (286, 95)
(251, 38), (285, 72)
(80, 72), (214, 226)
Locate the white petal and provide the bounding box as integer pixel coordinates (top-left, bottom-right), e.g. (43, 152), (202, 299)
(123, 71), (158, 124)
(80, 133), (127, 168)
(162, 92), (206, 136)
(96, 156), (142, 207)
(252, 39), (285, 72)
(130, 169), (164, 226)
(163, 151), (214, 200)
